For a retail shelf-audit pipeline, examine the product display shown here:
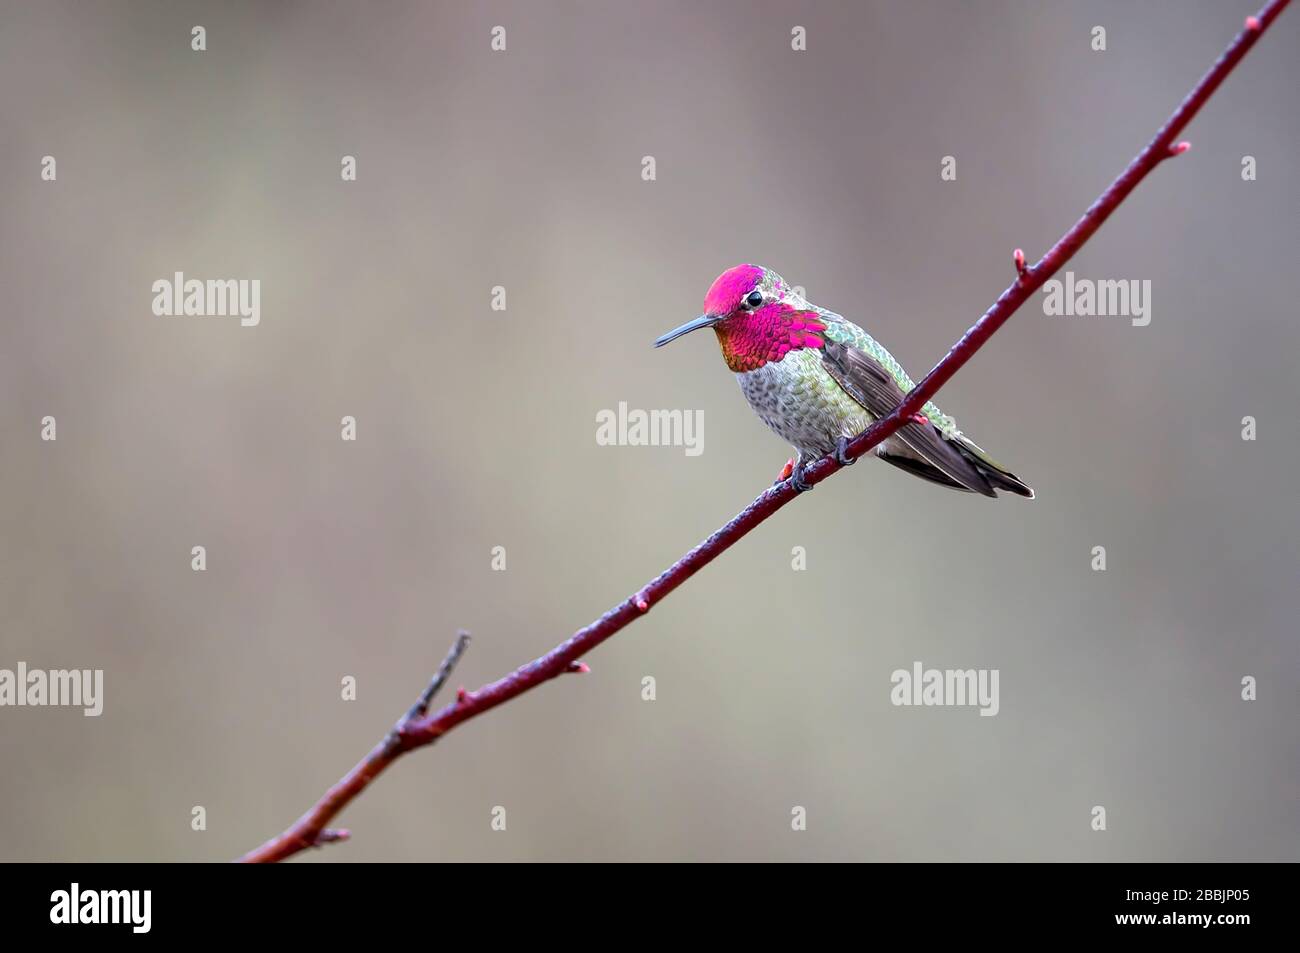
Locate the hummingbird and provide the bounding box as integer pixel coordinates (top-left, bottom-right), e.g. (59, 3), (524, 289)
(654, 264), (1033, 498)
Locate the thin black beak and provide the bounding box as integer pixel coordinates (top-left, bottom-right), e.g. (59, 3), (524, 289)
(654, 314), (717, 348)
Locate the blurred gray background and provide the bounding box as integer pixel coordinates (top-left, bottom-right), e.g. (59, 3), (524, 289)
(1, 0), (1296, 862)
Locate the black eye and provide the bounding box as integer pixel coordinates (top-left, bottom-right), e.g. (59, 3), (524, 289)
(745, 290), (764, 308)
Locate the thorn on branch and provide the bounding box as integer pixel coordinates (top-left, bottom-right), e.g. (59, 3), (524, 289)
(911, 412), (930, 427)
(314, 829), (350, 847)
(566, 661), (591, 674)
(456, 686), (470, 704)
(1167, 140), (1191, 158)
(1013, 248), (1029, 283)
(1246, 15), (1262, 31)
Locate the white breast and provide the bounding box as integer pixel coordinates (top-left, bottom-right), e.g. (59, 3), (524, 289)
(734, 349), (874, 460)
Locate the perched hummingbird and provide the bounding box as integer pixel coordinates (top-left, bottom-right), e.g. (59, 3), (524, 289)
(654, 264), (1033, 498)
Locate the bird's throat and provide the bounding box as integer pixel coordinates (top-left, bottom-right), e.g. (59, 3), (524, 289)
(713, 306), (827, 373)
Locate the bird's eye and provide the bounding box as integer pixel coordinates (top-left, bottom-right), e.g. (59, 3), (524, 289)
(745, 290), (764, 309)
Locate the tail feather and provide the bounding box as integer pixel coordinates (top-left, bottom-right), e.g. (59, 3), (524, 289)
(879, 452), (988, 495)
(951, 434), (1035, 499)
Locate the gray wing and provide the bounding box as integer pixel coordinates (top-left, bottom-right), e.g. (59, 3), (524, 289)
(820, 339), (999, 496)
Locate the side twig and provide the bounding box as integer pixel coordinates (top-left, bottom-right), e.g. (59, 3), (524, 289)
(397, 630), (471, 729)
(238, 0), (1290, 863)
(246, 631), (472, 857)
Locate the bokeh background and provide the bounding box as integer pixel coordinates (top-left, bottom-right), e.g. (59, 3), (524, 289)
(1, 0), (1296, 862)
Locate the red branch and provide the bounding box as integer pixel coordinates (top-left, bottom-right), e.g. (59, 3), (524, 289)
(238, 0), (1290, 863)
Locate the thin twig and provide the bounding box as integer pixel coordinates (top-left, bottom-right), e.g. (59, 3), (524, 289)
(398, 630), (471, 730)
(237, 0), (1290, 863)
(238, 631), (471, 861)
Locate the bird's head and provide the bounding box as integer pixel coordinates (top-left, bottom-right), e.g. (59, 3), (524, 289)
(655, 264), (825, 372)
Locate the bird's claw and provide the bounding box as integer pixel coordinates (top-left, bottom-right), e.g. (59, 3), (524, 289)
(834, 436), (856, 467)
(774, 456), (814, 492)
(789, 460), (814, 493)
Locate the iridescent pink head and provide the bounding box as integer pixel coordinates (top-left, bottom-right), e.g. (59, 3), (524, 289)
(702, 264), (768, 317)
(654, 264), (826, 372)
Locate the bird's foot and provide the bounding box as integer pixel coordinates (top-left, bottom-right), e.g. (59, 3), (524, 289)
(774, 456), (814, 492)
(789, 459), (814, 493)
(834, 436), (856, 467)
